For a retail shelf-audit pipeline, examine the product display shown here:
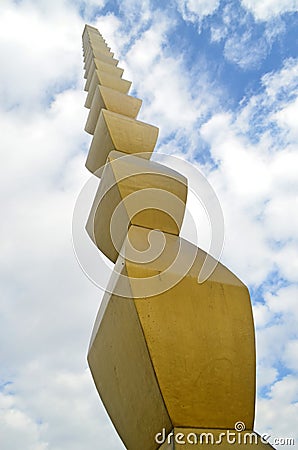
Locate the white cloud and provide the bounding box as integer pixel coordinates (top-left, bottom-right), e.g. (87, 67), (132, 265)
(120, 11), (223, 144)
(72, 0), (107, 21)
(262, 58), (298, 101)
(117, 0), (152, 23)
(256, 365), (278, 390)
(241, 0), (298, 21)
(256, 375), (298, 446)
(0, 2), (84, 112)
(210, 25), (227, 42)
(284, 340), (298, 373)
(0, 393), (48, 450)
(256, 285), (298, 362)
(200, 113), (275, 284)
(126, 16), (170, 71)
(264, 17), (286, 44)
(253, 289), (298, 446)
(214, 3), (271, 69)
(210, 2), (287, 69)
(274, 97), (298, 142)
(0, 368), (124, 450)
(199, 78), (298, 285)
(224, 31), (268, 69)
(177, 0), (220, 22)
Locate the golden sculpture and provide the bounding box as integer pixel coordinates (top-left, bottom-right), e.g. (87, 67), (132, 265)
(81, 24), (274, 449)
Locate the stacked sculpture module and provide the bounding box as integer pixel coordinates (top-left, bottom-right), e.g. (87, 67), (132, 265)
(82, 24), (274, 450)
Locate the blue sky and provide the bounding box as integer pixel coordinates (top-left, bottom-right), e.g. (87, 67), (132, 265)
(0, 0), (297, 449)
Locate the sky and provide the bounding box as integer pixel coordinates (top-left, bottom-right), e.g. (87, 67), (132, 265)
(0, 0), (298, 449)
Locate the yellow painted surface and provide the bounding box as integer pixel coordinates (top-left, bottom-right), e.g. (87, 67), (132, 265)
(86, 150), (187, 262)
(83, 36), (106, 52)
(84, 36), (109, 49)
(123, 225), (256, 430)
(84, 47), (115, 70)
(84, 45), (113, 63)
(84, 43), (112, 62)
(85, 85), (142, 134)
(84, 50), (117, 71)
(88, 257), (172, 450)
(83, 24), (98, 33)
(83, 39), (106, 56)
(86, 34), (107, 46)
(82, 24), (100, 35)
(84, 55), (119, 78)
(158, 428), (275, 449)
(85, 70), (131, 108)
(85, 109), (158, 174)
(84, 43), (113, 61)
(83, 32), (105, 42)
(82, 24), (101, 45)
(84, 36), (109, 50)
(84, 59), (124, 91)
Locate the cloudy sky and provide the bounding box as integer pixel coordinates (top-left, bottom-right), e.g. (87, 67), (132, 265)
(0, 0), (298, 449)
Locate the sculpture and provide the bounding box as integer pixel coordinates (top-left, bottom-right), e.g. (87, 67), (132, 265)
(81, 24), (274, 449)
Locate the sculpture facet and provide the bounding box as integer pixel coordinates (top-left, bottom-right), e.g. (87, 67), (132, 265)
(85, 109), (159, 174)
(124, 226), (255, 429)
(84, 47), (115, 68)
(85, 85), (142, 134)
(85, 70), (131, 108)
(84, 51), (118, 72)
(88, 259), (172, 450)
(86, 151), (188, 262)
(84, 60), (124, 92)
